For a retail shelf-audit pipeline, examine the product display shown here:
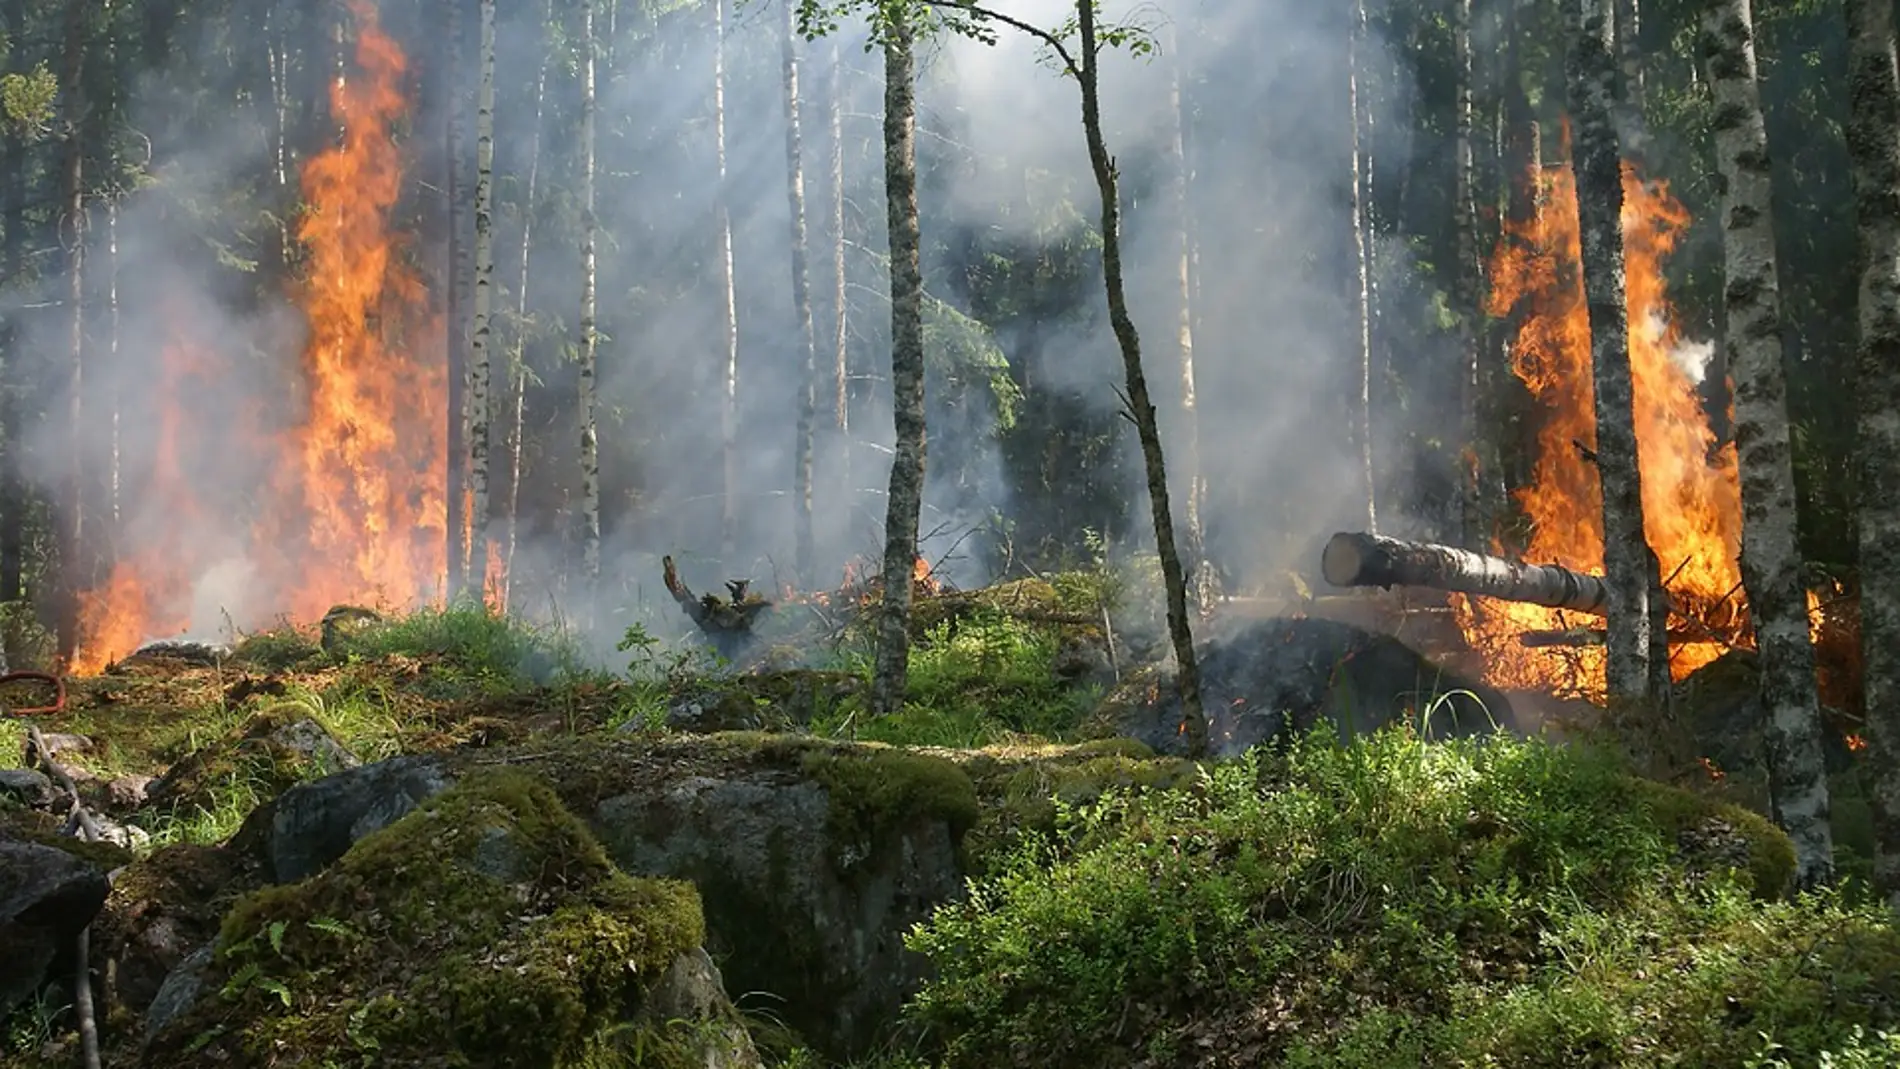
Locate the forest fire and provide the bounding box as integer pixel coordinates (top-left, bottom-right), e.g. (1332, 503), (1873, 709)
(1454, 151), (1744, 699)
(71, 0), (444, 672)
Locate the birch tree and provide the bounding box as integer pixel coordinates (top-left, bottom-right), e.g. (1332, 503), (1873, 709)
(1843, 0), (1900, 907)
(828, 36), (850, 505)
(782, 0), (818, 582)
(869, 4), (924, 717)
(1165, 20), (1211, 611)
(468, 0), (495, 601)
(55, 0), (84, 664)
(1348, 0), (1376, 534)
(1699, 0), (1833, 887)
(578, 0), (601, 586)
(1453, 0), (1490, 547)
(1564, 0), (1654, 709)
(502, 0), (555, 605)
(717, 0), (740, 558)
(444, 0), (468, 598)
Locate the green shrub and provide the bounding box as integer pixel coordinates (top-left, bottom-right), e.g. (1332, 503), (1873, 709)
(901, 729), (1900, 1068)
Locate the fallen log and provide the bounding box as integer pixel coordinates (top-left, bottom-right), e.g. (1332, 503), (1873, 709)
(1321, 531), (1610, 615)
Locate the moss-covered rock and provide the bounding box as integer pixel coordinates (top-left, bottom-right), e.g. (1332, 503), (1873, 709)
(143, 767), (729, 1068)
(1626, 777), (1797, 898)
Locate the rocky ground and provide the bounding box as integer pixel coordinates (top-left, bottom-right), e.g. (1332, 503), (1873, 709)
(0, 583), (1888, 1067)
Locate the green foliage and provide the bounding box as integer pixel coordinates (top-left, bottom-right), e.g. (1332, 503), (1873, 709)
(900, 730), (1894, 1068)
(336, 603), (593, 691)
(0, 61), (56, 137)
(817, 606), (1099, 748)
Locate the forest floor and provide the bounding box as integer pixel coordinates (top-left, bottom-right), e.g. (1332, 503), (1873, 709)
(2, 589), (1898, 1068)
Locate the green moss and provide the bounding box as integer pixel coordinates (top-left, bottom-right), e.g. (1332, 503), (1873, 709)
(959, 748), (1198, 870)
(756, 736), (980, 849)
(1066, 737), (1155, 760)
(146, 767), (706, 1069)
(146, 705), (355, 825)
(1626, 777), (1797, 899)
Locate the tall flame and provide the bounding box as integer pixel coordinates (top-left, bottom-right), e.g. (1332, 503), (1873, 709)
(1457, 141), (1743, 698)
(70, 0), (445, 672)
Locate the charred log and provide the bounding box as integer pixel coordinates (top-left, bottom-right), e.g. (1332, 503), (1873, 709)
(662, 556), (772, 645)
(1322, 531), (1610, 615)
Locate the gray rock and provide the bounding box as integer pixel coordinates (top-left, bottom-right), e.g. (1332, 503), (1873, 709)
(105, 774), (156, 811)
(0, 768), (59, 809)
(30, 733), (92, 759)
(231, 755), (455, 883)
(143, 943), (214, 1041)
(1112, 616), (1517, 758)
(0, 835), (112, 1018)
(589, 770), (964, 1058)
(643, 948), (763, 1069)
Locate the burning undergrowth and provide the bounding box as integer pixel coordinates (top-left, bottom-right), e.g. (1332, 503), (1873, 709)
(72, 0), (447, 674)
(1450, 136), (1856, 709)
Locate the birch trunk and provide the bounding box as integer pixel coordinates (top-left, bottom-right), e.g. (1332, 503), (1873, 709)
(503, 0), (554, 607)
(1453, 0), (1492, 547)
(869, 9), (925, 718)
(782, 0), (818, 581)
(1843, 0), (1900, 907)
(1076, 0), (1207, 756)
(716, 0), (740, 558)
(56, 0), (86, 666)
(1564, 0), (1654, 708)
(468, 0), (496, 602)
(1166, 22), (1211, 611)
(829, 37), (850, 507)
(1347, 0), (1377, 534)
(578, 0), (602, 584)
(444, 0), (468, 599)
(107, 198), (119, 533)
(1701, 0), (1834, 887)
(0, 67), (22, 602)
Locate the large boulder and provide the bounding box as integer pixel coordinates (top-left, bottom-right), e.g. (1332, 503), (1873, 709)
(542, 735), (978, 1060)
(0, 831), (113, 1019)
(1095, 617), (1517, 757)
(229, 753), (454, 883)
(143, 768), (755, 1068)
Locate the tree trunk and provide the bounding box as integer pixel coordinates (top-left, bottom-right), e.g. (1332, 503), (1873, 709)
(1701, 0), (1834, 887)
(1453, 0), (1491, 547)
(716, 0), (740, 559)
(1166, 21), (1211, 612)
(869, 9), (925, 718)
(468, 0), (496, 603)
(56, 0), (86, 667)
(782, 0), (818, 582)
(1322, 530), (1611, 613)
(829, 36), (850, 511)
(0, 72), (22, 603)
(1564, 0), (1653, 708)
(444, 0), (468, 600)
(1843, 0), (1900, 908)
(106, 198), (119, 534)
(503, 0), (555, 608)
(578, 0), (602, 587)
(1614, 0), (1649, 160)
(1076, 0), (1207, 756)
(1347, 0), (1377, 534)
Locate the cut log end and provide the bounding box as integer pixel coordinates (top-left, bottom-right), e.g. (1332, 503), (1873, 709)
(1321, 532), (1376, 588)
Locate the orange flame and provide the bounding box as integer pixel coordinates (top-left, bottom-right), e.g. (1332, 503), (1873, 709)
(71, 1), (445, 672)
(913, 555), (942, 597)
(1455, 139), (1742, 698)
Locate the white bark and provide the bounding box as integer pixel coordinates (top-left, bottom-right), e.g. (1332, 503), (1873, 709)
(578, 0), (601, 583)
(716, 0), (740, 558)
(782, 0), (818, 581)
(503, 0), (555, 607)
(1348, 0), (1376, 534)
(1565, 0), (1654, 708)
(1701, 0), (1834, 887)
(469, 0), (496, 601)
(1843, 0), (1900, 907)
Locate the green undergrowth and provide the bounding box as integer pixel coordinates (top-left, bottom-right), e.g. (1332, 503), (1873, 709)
(143, 768), (711, 1068)
(897, 728), (1896, 1068)
(813, 604), (1104, 748)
